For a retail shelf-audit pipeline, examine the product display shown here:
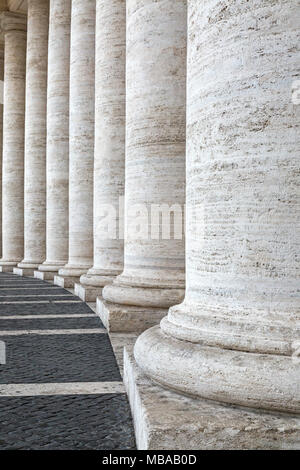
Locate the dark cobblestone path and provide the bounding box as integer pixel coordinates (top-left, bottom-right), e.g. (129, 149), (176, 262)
(0, 273), (136, 450)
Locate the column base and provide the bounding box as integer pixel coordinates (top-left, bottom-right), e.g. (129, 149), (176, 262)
(74, 283), (103, 302)
(54, 275), (79, 289)
(135, 325), (300, 414)
(124, 348), (300, 450)
(0, 261), (20, 272)
(80, 269), (117, 287)
(34, 270), (56, 281)
(13, 267), (35, 277)
(0, 265), (16, 273)
(58, 265), (90, 278)
(103, 282), (185, 309)
(39, 261), (66, 271)
(96, 297), (166, 333)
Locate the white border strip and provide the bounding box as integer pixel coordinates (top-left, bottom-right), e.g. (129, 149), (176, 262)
(0, 329), (107, 335)
(0, 287), (64, 290)
(0, 382), (125, 396)
(0, 314), (96, 319)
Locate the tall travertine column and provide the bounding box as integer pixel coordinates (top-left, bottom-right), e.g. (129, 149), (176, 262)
(135, 0), (300, 416)
(0, 42), (4, 260)
(15, 0), (49, 277)
(75, 0), (126, 301)
(0, 13), (27, 272)
(100, 0), (187, 332)
(36, 0), (71, 281)
(55, 0), (95, 288)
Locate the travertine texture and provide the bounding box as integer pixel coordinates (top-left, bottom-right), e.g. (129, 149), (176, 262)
(0, 43), (4, 259)
(97, 297), (166, 334)
(79, 0), (126, 295)
(58, 0), (95, 281)
(125, 348), (300, 450)
(17, 0), (49, 272)
(38, 0), (71, 275)
(0, 12), (26, 270)
(103, 0), (187, 312)
(135, 0), (300, 414)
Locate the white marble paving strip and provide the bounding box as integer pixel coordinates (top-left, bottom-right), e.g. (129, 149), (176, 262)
(0, 301), (82, 304)
(0, 287), (65, 290)
(0, 314), (96, 319)
(0, 295), (74, 298)
(0, 281), (47, 284)
(0, 329), (107, 336)
(0, 382), (125, 397)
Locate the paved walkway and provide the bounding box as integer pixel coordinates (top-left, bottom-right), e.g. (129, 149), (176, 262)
(0, 273), (136, 450)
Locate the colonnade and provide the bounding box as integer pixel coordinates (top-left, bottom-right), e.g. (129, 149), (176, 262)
(0, 0), (298, 447)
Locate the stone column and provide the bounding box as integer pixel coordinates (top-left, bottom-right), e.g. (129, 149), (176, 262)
(14, 0), (49, 277)
(35, 0), (71, 282)
(0, 42), (4, 260)
(0, 13), (27, 272)
(135, 0), (300, 433)
(74, 0), (126, 302)
(99, 0), (187, 332)
(54, 0), (95, 289)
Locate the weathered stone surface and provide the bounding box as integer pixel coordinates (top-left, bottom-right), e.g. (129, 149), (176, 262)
(18, 0), (49, 271)
(0, 12), (26, 269)
(125, 348), (300, 450)
(13, 267), (34, 277)
(54, 275), (80, 289)
(74, 283), (103, 302)
(0, 265), (14, 273)
(135, 0), (300, 415)
(102, 0), (187, 329)
(34, 270), (56, 281)
(38, 0), (71, 275)
(0, 43), (3, 260)
(80, 0), (126, 291)
(58, 0), (95, 280)
(109, 333), (138, 376)
(97, 297), (166, 334)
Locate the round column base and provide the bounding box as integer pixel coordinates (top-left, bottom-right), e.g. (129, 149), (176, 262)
(18, 261), (43, 269)
(80, 267), (119, 287)
(58, 264), (91, 278)
(134, 325), (300, 414)
(0, 260), (20, 273)
(38, 261), (67, 272)
(0, 260), (20, 266)
(103, 282), (185, 309)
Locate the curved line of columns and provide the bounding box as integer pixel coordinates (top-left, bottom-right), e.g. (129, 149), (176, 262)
(0, 11), (27, 270)
(0, 41), (3, 260)
(38, 0), (71, 275)
(17, 0), (49, 275)
(0, 0), (298, 442)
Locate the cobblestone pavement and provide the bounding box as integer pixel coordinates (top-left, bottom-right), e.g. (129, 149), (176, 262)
(0, 273), (136, 450)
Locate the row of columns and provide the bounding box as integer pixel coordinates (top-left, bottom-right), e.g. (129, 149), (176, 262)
(0, 0), (298, 423)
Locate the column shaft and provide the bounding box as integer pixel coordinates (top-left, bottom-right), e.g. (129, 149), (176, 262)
(16, 0), (49, 275)
(102, 0), (187, 316)
(57, 0), (95, 286)
(135, 0), (300, 414)
(0, 43), (3, 259)
(0, 13), (27, 271)
(77, 0), (126, 300)
(38, 0), (71, 278)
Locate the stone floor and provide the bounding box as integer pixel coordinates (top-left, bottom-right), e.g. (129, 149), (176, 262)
(0, 273), (136, 450)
